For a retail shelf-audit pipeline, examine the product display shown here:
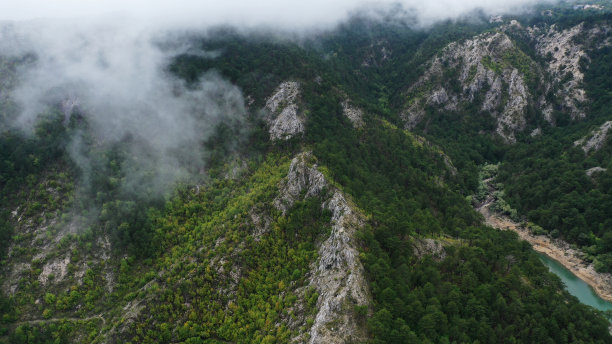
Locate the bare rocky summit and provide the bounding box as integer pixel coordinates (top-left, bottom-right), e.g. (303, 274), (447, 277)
(265, 81), (305, 140)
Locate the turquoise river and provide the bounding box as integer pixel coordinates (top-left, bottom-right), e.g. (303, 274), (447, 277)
(538, 253), (612, 313)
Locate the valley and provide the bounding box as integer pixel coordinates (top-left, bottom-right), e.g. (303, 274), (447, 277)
(2, 1), (612, 343)
(477, 172), (612, 306)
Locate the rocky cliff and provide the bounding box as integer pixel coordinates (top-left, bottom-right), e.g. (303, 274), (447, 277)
(265, 81), (305, 141)
(341, 99), (364, 129)
(401, 20), (611, 142)
(401, 31), (534, 142)
(274, 152), (371, 344)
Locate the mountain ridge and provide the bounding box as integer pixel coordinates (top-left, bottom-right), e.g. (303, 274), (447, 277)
(2, 3), (612, 343)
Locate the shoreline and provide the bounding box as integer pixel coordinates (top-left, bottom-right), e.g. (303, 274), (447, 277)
(476, 180), (612, 304)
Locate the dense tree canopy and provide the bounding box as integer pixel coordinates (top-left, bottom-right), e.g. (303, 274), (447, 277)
(2, 6), (612, 344)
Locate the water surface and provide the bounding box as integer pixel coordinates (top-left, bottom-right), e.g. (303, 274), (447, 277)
(538, 253), (612, 312)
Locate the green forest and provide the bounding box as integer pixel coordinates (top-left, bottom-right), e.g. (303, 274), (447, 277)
(2, 3), (612, 344)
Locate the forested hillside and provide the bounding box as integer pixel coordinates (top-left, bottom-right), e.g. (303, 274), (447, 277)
(2, 2), (612, 343)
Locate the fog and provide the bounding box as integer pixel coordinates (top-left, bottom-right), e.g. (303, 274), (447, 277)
(0, 19), (247, 197)
(0, 0), (555, 198)
(1, 0), (554, 29)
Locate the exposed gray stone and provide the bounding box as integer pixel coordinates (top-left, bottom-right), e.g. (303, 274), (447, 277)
(273, 152), (327, 215)
(341, 100), (365, 128)
(586, 166), (607, 177)
(530, 23), (588, 119)
(575, 121), (612, 153)
(265, 81), (300, 114)
(401, 31), (530, 142)
(265, 81), (305, 141)
(269, 104), (305, 141)
(274, 152), (371, 344)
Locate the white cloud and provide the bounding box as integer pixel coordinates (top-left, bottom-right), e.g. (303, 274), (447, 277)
(0, 17), (248, 196)
(0, 0), (555, 197)
(1, 0), (554, 29)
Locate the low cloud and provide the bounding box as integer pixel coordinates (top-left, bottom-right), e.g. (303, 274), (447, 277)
(1, 19), (247, 197)
(1, 1), (555, 29)
(0, 0), (556, 198)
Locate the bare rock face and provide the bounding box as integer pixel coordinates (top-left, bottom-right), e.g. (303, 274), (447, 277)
(269, 104), (305, 140)
(527, 22), (612, 122)
(38, 255), (71, 285)
(274, 152), (371, 344)
(530, 128), (542, 137)
(586, 166), (607, 177)
(266, 81), (299, 113)
(274, 152), (327, 215)
(497, 68), (528, 141)
(529, 23), (588, 119)
(308, 191), (369, 344)
(341, 100), (364, 128)
(265, 81), (305, 141)
(574, 121), (612, 153)
(400, 22), (612, 142)
(401, 31), (531, 142)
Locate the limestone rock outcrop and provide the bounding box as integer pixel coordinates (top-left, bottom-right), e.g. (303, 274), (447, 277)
(274, 152), (371, 343)
(265, 81), (305, 141)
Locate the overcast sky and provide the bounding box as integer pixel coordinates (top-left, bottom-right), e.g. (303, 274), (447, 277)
(0, 0), (553, 29)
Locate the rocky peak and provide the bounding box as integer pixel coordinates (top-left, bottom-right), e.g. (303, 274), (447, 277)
(274, 152), (371, 344)
(309, 190), (369, 344)
(401, 31), (531, 142)
(264, 81), (305, 141)
(273, 152), (327, 215)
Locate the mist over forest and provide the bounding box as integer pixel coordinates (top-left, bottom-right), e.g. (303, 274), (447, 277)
(2, 1), (612, 344)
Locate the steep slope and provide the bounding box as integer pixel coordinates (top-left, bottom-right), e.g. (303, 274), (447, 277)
(3, 6), (612, 344)
(574, 120), (612, 153)
(494, 17), (612, 274)
(265, 81), (305, 141)
(401, 29), (537, 142)
(274, 152), (370, 344)
(528, 23), (590, 120)
(98, 152), (372, 343)
(0, 152), (371, 343)
(400, 19), (612, 142)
